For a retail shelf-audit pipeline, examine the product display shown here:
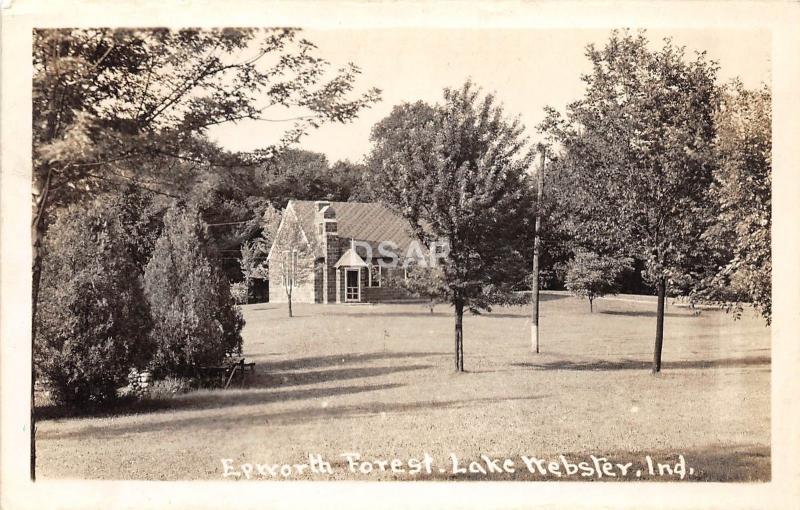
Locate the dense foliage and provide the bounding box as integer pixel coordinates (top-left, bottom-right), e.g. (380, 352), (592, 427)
(32, 28), (379, 412)
(32, 27), (380, 317)
(144, 205), (244, 376)
(696, 81), (772, 323)
(388, 265), (448, 314)
(260, 150), (369, 208)
(35, 197), (154, 406)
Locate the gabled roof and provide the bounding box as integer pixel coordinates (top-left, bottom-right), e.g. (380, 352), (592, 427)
(265, 203), (313, 262)
(290, 200), (420, 258)
(334, 248), (369, 268)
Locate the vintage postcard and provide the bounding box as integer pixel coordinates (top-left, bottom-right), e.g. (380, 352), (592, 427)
(1, 1), (799, 509)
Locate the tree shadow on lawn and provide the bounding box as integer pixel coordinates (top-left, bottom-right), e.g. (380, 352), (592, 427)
(36, 356), (440, 422)
(480, 312), (533, 319)
(508, 292), (570, 303)
(243, 305), (279, 312)
(513, 355), (771, 371)
(333, 295), (568, 319)
(260, 351), (449, 371)
(337, 310), (452, 318)
(599, 310), (690, 318)
(40, 394), (549, 441)
(251, 364), (434, 388)
(35, 382), (405, 423)
(337, 310), (537, 319)
(262, 313), (315, 318)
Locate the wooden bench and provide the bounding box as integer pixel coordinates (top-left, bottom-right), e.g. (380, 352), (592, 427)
(199, 359), (256, 389)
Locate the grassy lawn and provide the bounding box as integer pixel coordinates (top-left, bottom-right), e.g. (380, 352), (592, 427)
(35, 292), (770, 481)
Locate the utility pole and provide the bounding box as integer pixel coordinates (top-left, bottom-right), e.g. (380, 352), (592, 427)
(531, 146), (546, 353)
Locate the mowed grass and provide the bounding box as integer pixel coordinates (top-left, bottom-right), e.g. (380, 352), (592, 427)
(35, 292), (770, 481)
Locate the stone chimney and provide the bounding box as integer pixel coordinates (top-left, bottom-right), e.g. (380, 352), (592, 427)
(315, 203), (339, 304)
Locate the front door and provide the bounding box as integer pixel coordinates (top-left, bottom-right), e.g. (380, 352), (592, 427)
(345, 268), (360, 302)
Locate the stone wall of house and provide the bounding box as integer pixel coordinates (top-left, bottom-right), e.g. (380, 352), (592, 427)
(268, 252), (317, 304)
(315, 200), (343, 304)
(324, 230), (345, 303)
(361, 266), (426, 303)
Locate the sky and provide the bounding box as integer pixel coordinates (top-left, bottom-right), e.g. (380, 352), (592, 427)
(207, 28), (771, 164)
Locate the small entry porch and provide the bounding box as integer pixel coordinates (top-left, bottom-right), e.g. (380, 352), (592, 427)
(334, 247), (369, 303)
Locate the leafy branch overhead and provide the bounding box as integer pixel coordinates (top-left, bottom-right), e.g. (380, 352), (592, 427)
(33, 27), (381, 216)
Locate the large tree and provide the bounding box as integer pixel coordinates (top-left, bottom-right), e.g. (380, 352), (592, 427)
(368, 82), (536, 371)
(31, 27), (379, 478)
(695, 80), (771, 323)
(540, 30), (719, 372)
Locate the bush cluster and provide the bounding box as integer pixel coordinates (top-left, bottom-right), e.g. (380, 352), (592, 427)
(35, 199), (153, 406)
(144, 206), (243, 378)
(35, 195), (244, 408)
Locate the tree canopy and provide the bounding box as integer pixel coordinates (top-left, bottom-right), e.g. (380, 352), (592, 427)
(34, 28), (380, 204)
(696, 80), (772, 322)
(368, 81), (537, 370)
(33, 27), (381, 291)
(540, 30), (721, 372)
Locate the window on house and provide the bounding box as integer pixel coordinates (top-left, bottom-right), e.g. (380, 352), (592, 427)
(369, 263), (381, 287)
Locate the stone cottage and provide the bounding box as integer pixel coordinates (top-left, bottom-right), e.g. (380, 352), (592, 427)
(267, 200), (428, 304)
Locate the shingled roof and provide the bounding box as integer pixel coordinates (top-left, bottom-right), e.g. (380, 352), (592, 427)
(290, 200), (419, 257)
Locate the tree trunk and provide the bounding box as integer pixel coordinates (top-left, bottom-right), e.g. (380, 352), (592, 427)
(531, 148), (545, 353)
(30, 173), (51, 481)
(454, 300), (464, 372)
(288, 296), (293, 318)
(652, 277), (667, 373)
(32, 96), (61, 481)
(31, 226), (41, 481)
(589, 297), (593, 313)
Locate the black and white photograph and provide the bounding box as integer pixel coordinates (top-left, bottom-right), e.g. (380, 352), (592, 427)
(2, 1), (799, 509)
